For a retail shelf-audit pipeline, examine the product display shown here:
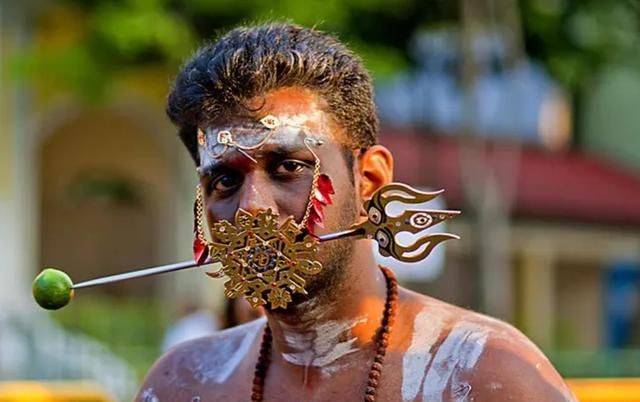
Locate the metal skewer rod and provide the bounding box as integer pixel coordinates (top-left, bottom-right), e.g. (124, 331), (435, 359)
(317, 227), (364, 242)
(72, 260), (205, 289)
(70, 209), (460, 291)
(71, 228), (365, 289)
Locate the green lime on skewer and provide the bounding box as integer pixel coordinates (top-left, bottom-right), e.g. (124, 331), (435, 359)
(32, 268), (74, 310)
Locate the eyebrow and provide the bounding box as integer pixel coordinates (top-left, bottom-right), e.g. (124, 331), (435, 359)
(197, 143), (313, 177)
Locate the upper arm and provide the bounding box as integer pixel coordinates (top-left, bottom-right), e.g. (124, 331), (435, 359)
(135, 348), (193, 402)
(135, 338), (222, 402)
(468, 332), (577, 402)
(134, 323), (263, 402)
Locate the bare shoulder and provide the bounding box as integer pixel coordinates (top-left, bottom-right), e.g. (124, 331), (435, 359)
(399, 289), (577, 402)
(135, 317), (266, 401)
(461, 312), (576, 401)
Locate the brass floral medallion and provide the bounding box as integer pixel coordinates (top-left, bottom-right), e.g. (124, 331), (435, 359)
(205, 209), (322, 309)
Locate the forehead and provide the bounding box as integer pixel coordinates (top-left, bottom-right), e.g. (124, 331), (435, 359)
(198, 87), (347, 171)
(239, 87), (343, 141)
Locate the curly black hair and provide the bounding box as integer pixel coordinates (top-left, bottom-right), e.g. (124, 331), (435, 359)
(166, 23), (378, 166)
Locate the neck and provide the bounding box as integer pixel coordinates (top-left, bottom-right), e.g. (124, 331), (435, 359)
(264, 240), (387, 378)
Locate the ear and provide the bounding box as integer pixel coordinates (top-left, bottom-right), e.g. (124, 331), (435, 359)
(357, 145), (394, 202)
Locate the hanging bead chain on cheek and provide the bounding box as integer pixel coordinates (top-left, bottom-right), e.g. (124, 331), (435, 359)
(298, 136), (336, 235)
(195, 185), (208, 243)
(193, 184), (221, 269)
(299, 155), (321, 230)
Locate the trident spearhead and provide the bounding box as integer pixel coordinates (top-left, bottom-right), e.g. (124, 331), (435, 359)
(349, 183), (460, 262)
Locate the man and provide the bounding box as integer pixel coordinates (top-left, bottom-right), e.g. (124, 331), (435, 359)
(137, 23), (576, 402)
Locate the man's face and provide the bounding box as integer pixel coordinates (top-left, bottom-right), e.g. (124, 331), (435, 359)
(197, 87), (360, 303)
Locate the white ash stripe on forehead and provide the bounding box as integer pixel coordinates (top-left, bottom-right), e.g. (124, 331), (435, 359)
(401, 309), (446, 402)
(197, 126), (326, 167)
(421, 321), (488, 402)
(275, 112), (327, 128)
(204, 125), (325, 147)
(199, 111), (331, 147)
(201, 111), (327, 136)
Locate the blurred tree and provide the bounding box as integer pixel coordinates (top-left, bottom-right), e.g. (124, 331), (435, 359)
(11, 0), (640, 108)
(519, 0), (640, 144)
(520, 0), (640, 91)
(13, 0), (458, 100)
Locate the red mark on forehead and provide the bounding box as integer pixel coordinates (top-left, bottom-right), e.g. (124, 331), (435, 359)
(204, 86), (347, 159)
(243, 87), (343, 139)
(246, 87), (327, 115)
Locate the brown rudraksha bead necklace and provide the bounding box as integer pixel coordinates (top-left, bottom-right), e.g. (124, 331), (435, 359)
(250, 266), (399, 402)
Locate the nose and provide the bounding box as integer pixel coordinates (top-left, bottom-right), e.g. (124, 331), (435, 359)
(238, 171), (278, 217)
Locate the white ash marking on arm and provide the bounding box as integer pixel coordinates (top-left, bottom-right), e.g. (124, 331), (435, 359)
(185, 318), (263, 385)
(141, 387), (160, 402)
(401, 308), (446, 402)
(421, 321), (488, 402)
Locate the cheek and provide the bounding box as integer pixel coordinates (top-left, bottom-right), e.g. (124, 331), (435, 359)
(271, 179), (313, 220)
(324, 178), (358, 230)
(205, 197), (238, 224)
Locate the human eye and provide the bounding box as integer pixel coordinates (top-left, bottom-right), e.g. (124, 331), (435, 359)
(272, 160), (313, 178)
(208, 172), (242, 196)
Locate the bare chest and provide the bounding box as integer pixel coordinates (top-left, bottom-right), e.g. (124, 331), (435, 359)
(190, 353), (414, 402)
(159, 349), (484, 402)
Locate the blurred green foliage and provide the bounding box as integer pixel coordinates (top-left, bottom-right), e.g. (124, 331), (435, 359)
(549, 349), (640, 377)
(12, 0), (640, 100)
(520, 0), (640, 91)
(16, 0), (456, 100)
(52, 295), (171, 378)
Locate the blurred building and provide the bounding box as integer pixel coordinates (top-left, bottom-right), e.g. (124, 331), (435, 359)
(376, 29), (571, 148)
(383, 132), (640, 350)
(1, 1), (210, 308)
(376, 29), (640, 375)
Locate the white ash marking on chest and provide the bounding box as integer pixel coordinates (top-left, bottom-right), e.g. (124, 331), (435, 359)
(281, 316), (368, 368)
(317, 361), (354, 378)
